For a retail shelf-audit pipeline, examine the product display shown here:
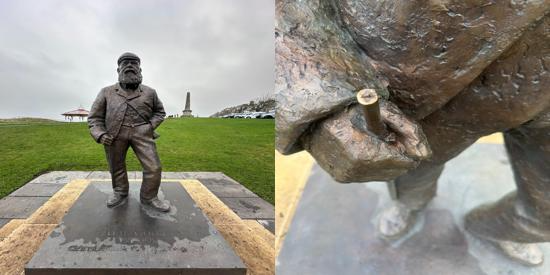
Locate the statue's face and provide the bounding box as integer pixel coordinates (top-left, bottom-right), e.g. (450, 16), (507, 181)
(117, 58), (142, 88)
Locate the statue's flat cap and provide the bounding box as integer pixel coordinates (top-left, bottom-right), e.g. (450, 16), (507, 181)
(117, 52), (140, 65)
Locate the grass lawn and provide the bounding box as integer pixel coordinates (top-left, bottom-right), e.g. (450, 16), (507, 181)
(0, 118), (274, 204)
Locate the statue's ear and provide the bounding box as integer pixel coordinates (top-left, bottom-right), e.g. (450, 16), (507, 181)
(117, 67), (120, 73)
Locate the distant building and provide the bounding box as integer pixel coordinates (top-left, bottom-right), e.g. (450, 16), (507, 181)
(62, 107), (89, 122)
(182, 92), (193, 117)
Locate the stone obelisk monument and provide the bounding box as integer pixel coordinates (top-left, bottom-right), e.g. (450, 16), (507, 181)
(182, 92), (193, 117)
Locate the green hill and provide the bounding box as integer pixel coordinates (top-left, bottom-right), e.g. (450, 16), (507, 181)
(0, 118), (274, 204)
(0, 117), (61, 125)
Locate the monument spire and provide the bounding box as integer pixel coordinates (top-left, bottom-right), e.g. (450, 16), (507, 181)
(182, 92), (193, 117)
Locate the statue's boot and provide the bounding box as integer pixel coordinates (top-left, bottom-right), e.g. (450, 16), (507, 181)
(465, 199), (545, 266)
(141, 196), (171, 212)
(378, 202), (417, 239)
(494, 240), (543, 266)
(107, 193), (128, 208)
(378, 164), (443, 239)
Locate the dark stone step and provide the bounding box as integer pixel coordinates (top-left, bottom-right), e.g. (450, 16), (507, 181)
(26, 181), (246, 275)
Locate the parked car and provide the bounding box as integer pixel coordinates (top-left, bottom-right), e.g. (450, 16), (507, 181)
(259, 111), (275, 119)
(223, 111), (274, 119)
(244, 112), (262, 119)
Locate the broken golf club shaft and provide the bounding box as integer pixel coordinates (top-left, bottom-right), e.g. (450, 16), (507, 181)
(357, 89), (391, 140)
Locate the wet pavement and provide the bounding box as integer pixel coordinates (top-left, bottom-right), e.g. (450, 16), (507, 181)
(276, 143), (550, 275)
(25, 181), (246, 274)
(0, 171), (274, 233)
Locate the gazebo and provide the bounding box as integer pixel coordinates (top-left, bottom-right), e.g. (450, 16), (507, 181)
(62, 107), (89, 122)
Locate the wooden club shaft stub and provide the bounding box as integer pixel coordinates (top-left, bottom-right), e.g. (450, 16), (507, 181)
(357, 89), (387, 137)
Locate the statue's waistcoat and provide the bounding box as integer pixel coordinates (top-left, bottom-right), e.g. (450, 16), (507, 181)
(88, 83), (163, 142)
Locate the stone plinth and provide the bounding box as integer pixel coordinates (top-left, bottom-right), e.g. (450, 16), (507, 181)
(25, 181), (246, 275)
(181, 110), (193, 117)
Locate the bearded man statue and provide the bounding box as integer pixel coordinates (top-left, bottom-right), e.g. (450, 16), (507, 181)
(88, 52), (170, 212)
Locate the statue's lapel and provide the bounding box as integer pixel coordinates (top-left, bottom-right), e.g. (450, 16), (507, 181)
(126, 86), (142, 101)
(115, 83), (128, 99)
(114, 83), (141, 101)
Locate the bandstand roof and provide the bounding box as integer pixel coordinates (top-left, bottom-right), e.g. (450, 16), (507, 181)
(62, 108), (89, 116)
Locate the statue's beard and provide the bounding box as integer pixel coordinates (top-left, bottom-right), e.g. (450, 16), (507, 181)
(118, 69), (142, 90)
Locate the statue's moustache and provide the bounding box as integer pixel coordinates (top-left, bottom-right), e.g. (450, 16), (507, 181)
(122, 66), (139, 74)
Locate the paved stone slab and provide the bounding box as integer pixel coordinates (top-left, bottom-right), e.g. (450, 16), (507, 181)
(0, 224), (57, 275)
(161, 172), (184, 179)
(26, 181), (246, 275)
(0, 218), (10, 229)
(30, 171), (92, 184)
(243, 220), (275, 248)
(26, 180), (90, 225)
(0, 219), (25, 238)
(92, 171), (185, 180)
(9, 183), (64, 197)
(126, 171), (138, 179)
(256, 219), (275, 234)
(87, 171), (111, 179)
(200, 178), (257, 198)
(0, 197), (50, 219)
(220, 198), (274, 220)
(181, 180), (275, 275)
(179, 172), (230, 181)
(276, 143), (550, 275)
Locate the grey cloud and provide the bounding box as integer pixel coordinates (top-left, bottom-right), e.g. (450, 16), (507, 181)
(0, 0), (274, 119)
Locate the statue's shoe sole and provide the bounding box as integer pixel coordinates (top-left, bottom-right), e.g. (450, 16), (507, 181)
(465, 206), (544, 266)
(140, 201), (171, 212)
(378, 204), (418, 240)
(494, 240), (544, 266)
(106, 197), (128, 208)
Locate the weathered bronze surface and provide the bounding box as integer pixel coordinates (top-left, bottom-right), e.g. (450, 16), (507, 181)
(276, 0), (550, 265)
(88, 53), (169, 211)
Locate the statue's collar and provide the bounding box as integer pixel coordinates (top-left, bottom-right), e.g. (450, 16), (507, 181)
(115, 83), (142, 100)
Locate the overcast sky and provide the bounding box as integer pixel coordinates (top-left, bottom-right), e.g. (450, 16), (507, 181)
(0, 0), (274, 119)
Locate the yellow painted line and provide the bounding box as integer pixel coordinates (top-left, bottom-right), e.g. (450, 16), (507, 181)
(27, 179), (90, 224)
(476, 132), (504, 144)
(0, 224), (57, 275)
(0, 178), (273, 273)
(180, 179), (274, 275)
(243, 220), (274, 250)
(275, 150), (314, 256)
(0, 219), (25, 238)
(0, 179), (90, 275)
(88, 179), (186, 182)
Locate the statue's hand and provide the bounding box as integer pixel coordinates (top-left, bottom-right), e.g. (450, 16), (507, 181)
(99, 134), (114, 146)
(303, 100), (431, 183)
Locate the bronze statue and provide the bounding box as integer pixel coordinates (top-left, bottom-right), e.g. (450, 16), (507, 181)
(88, 52), (170, 212)
(276, 0), (550, 266)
